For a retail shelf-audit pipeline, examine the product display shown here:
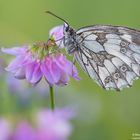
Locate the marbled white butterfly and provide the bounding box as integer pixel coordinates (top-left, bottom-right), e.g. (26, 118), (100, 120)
(47, 11), (140, 91)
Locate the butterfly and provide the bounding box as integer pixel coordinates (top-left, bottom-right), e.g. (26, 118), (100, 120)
(47, 11), (140, 91)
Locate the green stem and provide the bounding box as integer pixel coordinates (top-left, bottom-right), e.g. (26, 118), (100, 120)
(49, 86), (55, 110)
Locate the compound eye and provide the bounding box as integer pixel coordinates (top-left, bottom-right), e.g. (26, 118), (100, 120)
(64, 23), (69, 32)
(65, 26), (69, 32)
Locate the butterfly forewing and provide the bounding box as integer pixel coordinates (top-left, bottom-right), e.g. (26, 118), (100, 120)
(73, 25), (140, 90)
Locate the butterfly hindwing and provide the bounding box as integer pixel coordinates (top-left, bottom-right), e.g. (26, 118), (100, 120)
(75, 25), (140, 90)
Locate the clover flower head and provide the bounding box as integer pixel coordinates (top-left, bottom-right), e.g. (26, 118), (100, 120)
(36, 108), (74, 140)
(2, 38), (80, 86)
(11, 121), (35, 140)
(0, 108), (74, 140)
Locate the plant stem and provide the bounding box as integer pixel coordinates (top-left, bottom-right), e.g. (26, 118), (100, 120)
(49, 86), (55, 110)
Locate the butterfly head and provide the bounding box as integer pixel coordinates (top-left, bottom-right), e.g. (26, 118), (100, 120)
(46, 11), (76, 36)
(46, 11), (77, 54)
(63, 23), (75, 36)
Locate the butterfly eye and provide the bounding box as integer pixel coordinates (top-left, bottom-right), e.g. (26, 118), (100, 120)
(64, 23), (69, 32)
(65, 26), (69, 32)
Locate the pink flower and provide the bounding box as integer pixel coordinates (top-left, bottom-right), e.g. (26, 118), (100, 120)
(0, 108), (74, 140)
(49, 25), (64, 48)
(36, 108), (74, 140)
(10, 121), (36, 140)
(2, 41), (80, 86)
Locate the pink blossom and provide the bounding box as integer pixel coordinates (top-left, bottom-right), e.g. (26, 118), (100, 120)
(10, 121), (36, 140)
(36, 108), (74, 140)
(2, 42), (80, 86)
(2, 108), (74, 140)
(49, 25), (64, 48)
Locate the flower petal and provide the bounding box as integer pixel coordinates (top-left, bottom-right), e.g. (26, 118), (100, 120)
(1, 47), (27, 56)
(54, 54), (66, 70)
(25, 62), (35, 82)
(72, 66), (81, 80)
(50, 61), (61, 83)
(6, 54), (32, 73)
(41, 60), (54, 85)
(49, 25), (64, 48)
(65, 60), (80, 80)
(55, 54), (80, 80)
(6, 56), (25, 72)
(30, 63), (43, 84)
(49, 25), (64, 40)
(14, 67), (26, 79)
(56, 72), (69, 86)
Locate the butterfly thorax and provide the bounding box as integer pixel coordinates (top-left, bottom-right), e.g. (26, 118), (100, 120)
(64, 27), (81, 54)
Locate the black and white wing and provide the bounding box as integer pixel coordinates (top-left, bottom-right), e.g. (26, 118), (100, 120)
(75, 25), (140, 90)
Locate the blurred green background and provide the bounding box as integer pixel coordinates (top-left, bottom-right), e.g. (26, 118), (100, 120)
(0, 0), (140, 140)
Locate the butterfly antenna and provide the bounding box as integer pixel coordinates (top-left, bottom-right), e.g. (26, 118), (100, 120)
(46, 11), (69, 25)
